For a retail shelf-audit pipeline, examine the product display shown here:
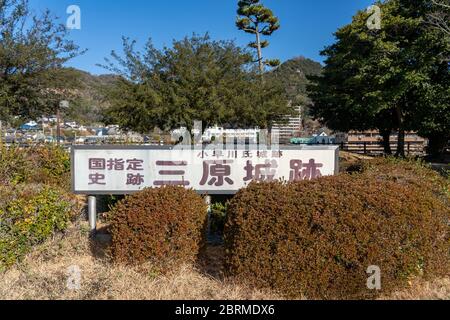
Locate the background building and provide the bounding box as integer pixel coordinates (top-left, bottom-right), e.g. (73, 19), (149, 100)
(273, 105), (303, 144)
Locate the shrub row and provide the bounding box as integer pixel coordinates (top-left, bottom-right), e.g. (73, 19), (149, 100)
(223, 173), (449, 300)
(104, 158), (449, 299)
(0, 185), (74, 271)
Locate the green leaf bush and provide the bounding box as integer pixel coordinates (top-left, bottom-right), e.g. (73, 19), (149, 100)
(0, 146), (71, 189)
(0, 146), (31, 185)
(224, 172), (450, 300)
(108, 187), (207, 268)
(0, 185), (73, 271)
(29, 146), (71, 188)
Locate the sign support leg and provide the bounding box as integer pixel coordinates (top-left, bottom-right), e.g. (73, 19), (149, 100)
(88, 196), (97, 233)
(205, 195), (212, 241)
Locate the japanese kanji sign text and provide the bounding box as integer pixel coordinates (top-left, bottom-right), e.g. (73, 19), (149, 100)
(72, 146), (339, 194)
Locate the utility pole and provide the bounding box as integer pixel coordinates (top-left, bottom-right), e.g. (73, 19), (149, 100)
(0, 120), (3, 149)
(57, 100), (69, 146)
(56, 108), (61, 146)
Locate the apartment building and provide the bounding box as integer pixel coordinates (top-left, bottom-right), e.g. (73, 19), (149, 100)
(273, 106), (303, 144)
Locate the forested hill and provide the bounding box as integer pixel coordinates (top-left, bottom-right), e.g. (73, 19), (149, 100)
(58, 68), (118, 101)
(52, 68), (119, 124)
(270, 56), (323, 104)
(57, 58), (322, 125)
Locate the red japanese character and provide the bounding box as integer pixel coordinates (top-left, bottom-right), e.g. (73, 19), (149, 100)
(302, 159), (323, 180)
(107, 158), (125, 171)
(127, 159), (144, 171)
(126, 173), (145, 186)
(89, 158), (105, 170)
(154, 161), (190, 186)
(244, 160), (278, 182)
(200, 160), (234, 187)
(88, 173), (106, 185)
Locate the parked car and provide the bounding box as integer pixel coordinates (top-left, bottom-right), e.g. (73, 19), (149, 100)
(85, 137), (98, 145)
(5, 136), (16, 144)
(56, 136), (66, 144)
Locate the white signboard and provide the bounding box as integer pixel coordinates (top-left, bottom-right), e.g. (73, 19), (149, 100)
(71, 146), (339, 195)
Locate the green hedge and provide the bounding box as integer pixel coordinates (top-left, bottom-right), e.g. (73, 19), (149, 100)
(0, 185), (72, 271)
(0, 146), (71, 189)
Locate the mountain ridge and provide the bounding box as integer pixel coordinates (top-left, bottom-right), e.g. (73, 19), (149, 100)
(58, 57), (323, 125)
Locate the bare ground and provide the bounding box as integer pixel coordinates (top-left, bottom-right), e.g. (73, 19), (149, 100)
(0, 220), (448, 300)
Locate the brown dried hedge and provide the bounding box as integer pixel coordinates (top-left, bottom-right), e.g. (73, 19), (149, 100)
(108, 187), (207, 267)
(355, 157), (449, 206)
(224, 174), (450, 300)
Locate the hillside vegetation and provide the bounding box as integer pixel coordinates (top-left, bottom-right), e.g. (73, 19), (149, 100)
(269, 57), (324, 133)
(270, 56), (323, 104)
(50, 57), (323, 129)
(46, 68), (119, 125)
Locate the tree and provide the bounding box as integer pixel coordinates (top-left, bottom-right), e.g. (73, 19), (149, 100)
(308, 0), (449, 157)
(427, 0), (450, 41)
(236, 0), (280, 74)
(0, 0), (83, 122)
(101, 34), (290, 137)
(308, 7), (390, 149)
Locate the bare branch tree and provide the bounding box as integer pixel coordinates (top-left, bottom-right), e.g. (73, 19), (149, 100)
(427, 0), (450, 38)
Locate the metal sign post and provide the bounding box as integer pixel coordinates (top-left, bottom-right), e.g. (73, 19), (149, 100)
(88, 195), (97, 233)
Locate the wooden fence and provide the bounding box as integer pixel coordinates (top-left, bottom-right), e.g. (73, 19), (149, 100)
(339, 141), (426, 156)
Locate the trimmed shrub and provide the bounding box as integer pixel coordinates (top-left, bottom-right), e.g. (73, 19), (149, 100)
(0, 185), (73, 271)
(353, 157), (449, 205)
(108, 187), (207, 267)
(224, 175), (450, 300)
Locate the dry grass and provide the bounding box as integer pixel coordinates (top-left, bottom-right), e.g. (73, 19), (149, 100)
(340, 151), (374, 162)
(0, 219), (448, 300)
(381, 278), (450, 300)
(0, 220), (280, 300)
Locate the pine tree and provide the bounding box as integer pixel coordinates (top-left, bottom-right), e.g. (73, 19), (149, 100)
(236, 0), (280, 74)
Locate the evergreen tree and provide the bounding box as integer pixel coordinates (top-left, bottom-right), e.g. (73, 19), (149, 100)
(101, 34), (290, 136)
(236, 0), (280, 74)
(308, 0), (449, 157)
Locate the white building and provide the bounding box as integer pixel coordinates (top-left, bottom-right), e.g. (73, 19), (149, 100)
(64, 121), (79, 129)
(272, 105), (302, 144)
(203, 126), (260, 144)
(172, 126), (261, 144)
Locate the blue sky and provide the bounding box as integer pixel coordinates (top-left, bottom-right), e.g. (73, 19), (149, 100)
(29, 0), (374, 75)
